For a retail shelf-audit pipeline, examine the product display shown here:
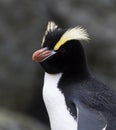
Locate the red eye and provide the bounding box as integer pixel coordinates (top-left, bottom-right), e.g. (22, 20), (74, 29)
(60, 48), (66, 53)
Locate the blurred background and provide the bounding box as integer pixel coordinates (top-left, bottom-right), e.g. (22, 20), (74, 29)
(0, 0), (116, 129)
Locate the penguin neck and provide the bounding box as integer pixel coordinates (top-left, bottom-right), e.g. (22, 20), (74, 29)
(63, 57), (90, 81)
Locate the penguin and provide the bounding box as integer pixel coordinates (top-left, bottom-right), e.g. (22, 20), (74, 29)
(32, 21), (116, 130)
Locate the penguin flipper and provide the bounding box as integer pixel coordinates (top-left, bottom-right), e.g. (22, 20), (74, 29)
(74, 101), (107, 130)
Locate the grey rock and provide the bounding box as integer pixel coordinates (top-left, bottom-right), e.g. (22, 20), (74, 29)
(0, 109), (49, 130)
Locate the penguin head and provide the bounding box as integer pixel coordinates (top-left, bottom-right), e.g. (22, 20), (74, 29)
(32, 21), (90, 74)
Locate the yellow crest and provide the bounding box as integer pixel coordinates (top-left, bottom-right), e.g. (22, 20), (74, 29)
(54, 27), (90, 50)
(41, 21), (90, 50)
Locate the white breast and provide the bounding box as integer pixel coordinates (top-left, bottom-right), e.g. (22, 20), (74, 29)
(43, 73), (77, 130)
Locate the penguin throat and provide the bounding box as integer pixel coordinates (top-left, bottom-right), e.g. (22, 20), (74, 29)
(63, 60), (89, 80)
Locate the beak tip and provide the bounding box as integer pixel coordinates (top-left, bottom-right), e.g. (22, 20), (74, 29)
(32, 53), (36, 61)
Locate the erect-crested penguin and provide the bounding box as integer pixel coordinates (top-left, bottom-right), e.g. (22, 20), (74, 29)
(32, 21), (116, 130)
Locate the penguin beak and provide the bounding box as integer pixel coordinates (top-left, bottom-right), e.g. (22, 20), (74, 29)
(32, 47), (56, 62)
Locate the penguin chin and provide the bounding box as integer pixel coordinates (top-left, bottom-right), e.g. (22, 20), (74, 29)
(40, 61), (62, 74)
(40, 55), (64, 74)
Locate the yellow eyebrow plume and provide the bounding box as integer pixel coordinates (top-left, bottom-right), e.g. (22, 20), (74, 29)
(54, 27), (90, 50)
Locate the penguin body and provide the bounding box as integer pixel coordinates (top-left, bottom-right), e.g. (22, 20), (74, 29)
(43, 73), (109, 130)
(32, 21), (116, 130)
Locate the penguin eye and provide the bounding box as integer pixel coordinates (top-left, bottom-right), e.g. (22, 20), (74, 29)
(59, 48), (66, 53)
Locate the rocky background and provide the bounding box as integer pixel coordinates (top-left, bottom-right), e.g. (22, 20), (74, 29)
(0, 0), (116, 129)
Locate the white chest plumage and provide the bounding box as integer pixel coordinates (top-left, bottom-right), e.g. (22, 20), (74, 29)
(43, 73), (77, 130)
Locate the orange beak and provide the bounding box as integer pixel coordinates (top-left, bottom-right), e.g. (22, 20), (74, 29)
(32, 48), (55, 62)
